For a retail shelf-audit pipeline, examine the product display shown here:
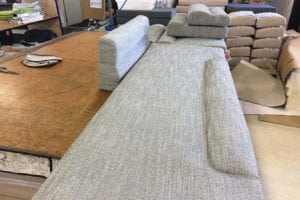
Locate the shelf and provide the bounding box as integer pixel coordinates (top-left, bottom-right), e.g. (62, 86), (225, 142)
(0, 15), (59, 32)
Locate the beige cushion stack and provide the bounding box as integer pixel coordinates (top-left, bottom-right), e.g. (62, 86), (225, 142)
(251, 13), (286, 71)
(176, 0), (228, 13)
(226, 11), (256, 68)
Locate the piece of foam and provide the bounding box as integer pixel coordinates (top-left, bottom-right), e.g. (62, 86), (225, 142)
(228, 11), (256, 26)
(228, 26), (255, 37)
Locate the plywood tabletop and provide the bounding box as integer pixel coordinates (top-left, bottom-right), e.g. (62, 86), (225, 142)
(0, 31), (111, 158)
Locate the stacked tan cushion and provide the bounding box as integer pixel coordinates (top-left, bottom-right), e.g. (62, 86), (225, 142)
(255, 27), (285, 38)
(255, 13), (286, 28)
(253, 38), (282, 48)
(250, 59), (278, 69)
(229, 57), (250, 68)
(226, 37), (253, 47)
(229, 46), (251, 57)
(228, 26), (255, 37)
(228, 11), (256, 26)
(251, 48), (280, 59)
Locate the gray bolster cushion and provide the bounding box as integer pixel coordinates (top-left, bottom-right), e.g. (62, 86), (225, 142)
(187, 4), (230, 26)
(99, 15), (150, 91)
(204, 59), (259, 177)
(167, 13), (228, 39)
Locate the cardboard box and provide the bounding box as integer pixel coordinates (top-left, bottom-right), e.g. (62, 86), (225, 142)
(278, 31), (300, 82)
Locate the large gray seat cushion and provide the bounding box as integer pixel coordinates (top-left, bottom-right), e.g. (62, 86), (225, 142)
(187, 4), (230, 26)
(99, 15), (150, 91)
(167, 13), (228, 39)
(33, 40), (263, 199)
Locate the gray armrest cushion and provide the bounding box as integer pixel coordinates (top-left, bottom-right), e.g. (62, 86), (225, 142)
(99, 15), (150, 91)
(187, 4), (230, 26)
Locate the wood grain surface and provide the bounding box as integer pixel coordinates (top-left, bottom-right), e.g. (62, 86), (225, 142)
(0, 31), (110, 158)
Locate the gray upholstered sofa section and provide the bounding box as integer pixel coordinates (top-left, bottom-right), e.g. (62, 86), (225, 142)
(167, 13), (228, 38)
(99, 15), (150, 91)
(187, 4), (230, 26)
(33, 30), (263, 200)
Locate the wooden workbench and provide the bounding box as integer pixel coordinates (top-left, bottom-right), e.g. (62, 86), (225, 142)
(0, 31), (110, 158)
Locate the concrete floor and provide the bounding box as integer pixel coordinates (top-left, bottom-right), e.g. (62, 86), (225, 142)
(246, 115), (300, 200)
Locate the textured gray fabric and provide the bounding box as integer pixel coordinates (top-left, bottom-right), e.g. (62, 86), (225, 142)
(204, 59), (259, 176)
(167, 13), (228, 39)
(148, 24), (166, 42)
(157, 31), (176, 43)
(175, 38), (227, 50)
(99, 16), (150, 91)
(226, 37), (253, 47)
(187, 4), (229, 26)
(253, 38), (283, 48)
(255, 12), (286, 28)
(33, 40), (263, 200)
(255, 27), (285, 38)
(227, 26), (255, 37)
(251, 48), (280, 59)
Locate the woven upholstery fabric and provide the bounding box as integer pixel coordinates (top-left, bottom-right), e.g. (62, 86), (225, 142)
(226, 37), (253, 47)
(167, 13), (228, 39)
(148, 24), (165, 42)
(229, 57), (250, 68)
(251, 58), (278, 69)
(227, 26), (255, 37)
(187, 4), (229, 26)
(178, 0), (228, 6)
(229, 46), (251, 57)
(255, 27), (285, 38)
(33, 37), (263, 199)
(99, 16), (150, 91)
(157, 31), (176, 43)
(251, 48), (280, 59)
(228, 11), (255, 26)
(253, 38), (282, 48)
(255, 12), (286, 28)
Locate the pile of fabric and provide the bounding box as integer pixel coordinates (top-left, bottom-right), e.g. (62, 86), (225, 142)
(0, 1), (43, 24)
(227, 11), (256, 68)
(167, 3), (229, 39)
(251, 12), (286, 74)
(176, 0), (228, 13)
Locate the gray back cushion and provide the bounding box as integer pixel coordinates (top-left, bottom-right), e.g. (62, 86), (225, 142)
(99, 15), (150, 91)
(167, 13), (228, 39)
(187, 4), (230, 26)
